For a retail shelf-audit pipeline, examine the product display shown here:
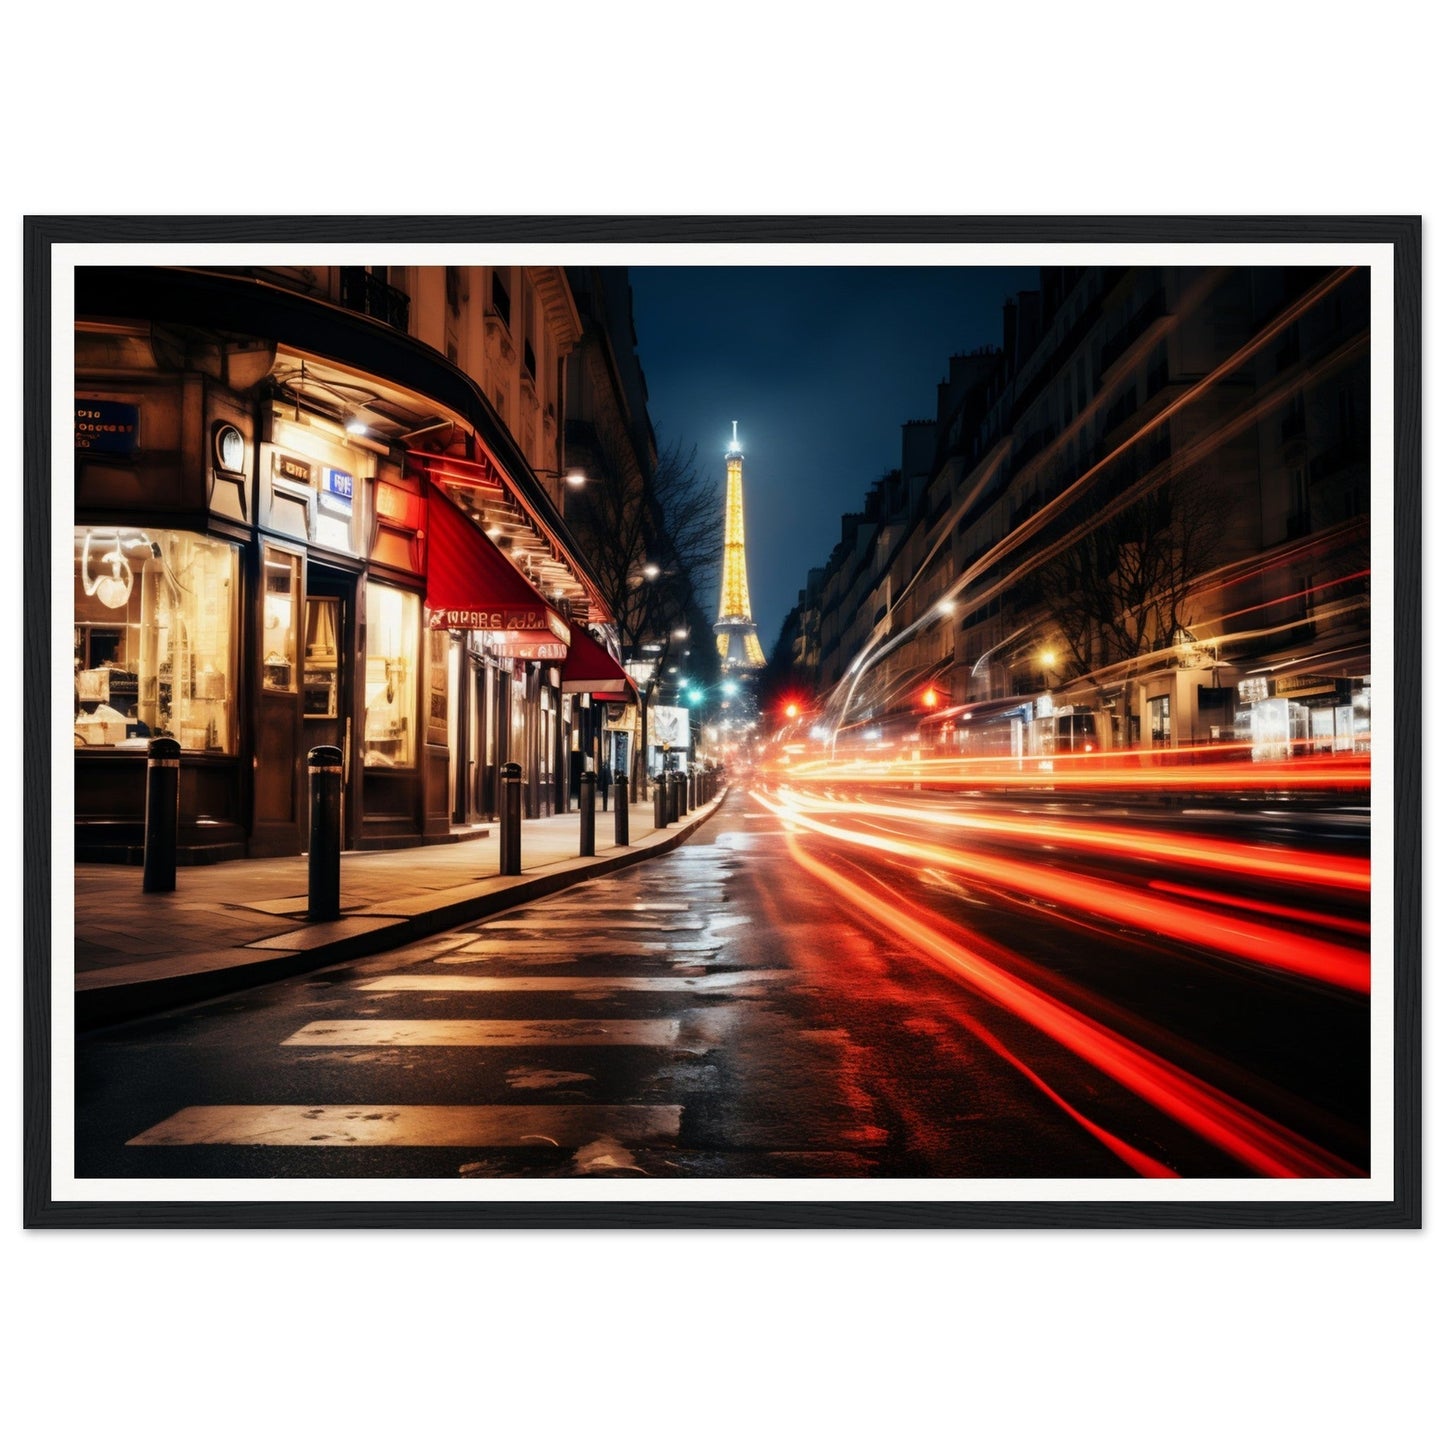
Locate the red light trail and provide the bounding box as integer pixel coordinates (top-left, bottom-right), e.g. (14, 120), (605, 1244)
(779, 831), (1362, 1178)
(754, 788), (1367, 992)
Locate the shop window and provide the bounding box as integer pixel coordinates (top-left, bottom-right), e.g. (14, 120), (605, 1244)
(363, 582), (418, 768)
(303, 599), (339, 718)
(262, 548), (300, 692)
(1352, 686), (1371, 754)
(1147, 693), (1171, 745)
(74, 528), (238, 752)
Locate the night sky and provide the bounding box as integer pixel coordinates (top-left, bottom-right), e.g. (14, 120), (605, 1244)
(628, 265), (1040, 651)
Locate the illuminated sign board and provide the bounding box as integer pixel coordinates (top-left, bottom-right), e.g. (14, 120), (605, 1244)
(276, 453), (313, 486)
(495, 637), (568, 660)
(649, 705), (690, 750)
(1274, 673), (1337, 698)
(428, 607), (567, 638)
(321, 467), (354, 514)
(75, 400), (139, 453)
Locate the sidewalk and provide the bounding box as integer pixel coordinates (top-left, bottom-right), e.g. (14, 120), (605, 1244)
(73, 788), (728, 1029)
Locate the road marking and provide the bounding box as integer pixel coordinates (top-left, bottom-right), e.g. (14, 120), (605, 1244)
(479, 918), (704, 931)
(457, 938), (719, 955)
(127, 1104), (681, 1148)
(558, 901), (690, 912)
(281, 1019), (679, 1047)
(356, 972), (769, 993)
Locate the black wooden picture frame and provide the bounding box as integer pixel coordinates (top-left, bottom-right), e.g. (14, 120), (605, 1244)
(24, 215), (1422, 1228)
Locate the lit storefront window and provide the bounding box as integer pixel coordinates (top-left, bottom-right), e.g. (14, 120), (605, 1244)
(1147, 693), (1171, 745)
(1352, 684), (1371, 753)
(74, 528), (238, 752)
(363, 582), (418, 767)
(262, 547), (300, 692)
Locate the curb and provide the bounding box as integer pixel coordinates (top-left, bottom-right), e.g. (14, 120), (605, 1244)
(75, 789), (729, 1031)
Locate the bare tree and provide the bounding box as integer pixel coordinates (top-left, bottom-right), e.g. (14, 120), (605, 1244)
(1032, 467), (1228, 678)
(566, 423), (721, 795)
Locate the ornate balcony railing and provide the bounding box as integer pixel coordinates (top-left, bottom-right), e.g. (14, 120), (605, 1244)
(339, 268), (410, 332)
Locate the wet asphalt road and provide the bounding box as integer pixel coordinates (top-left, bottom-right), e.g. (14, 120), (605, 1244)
(75, 787), (1369, 1179)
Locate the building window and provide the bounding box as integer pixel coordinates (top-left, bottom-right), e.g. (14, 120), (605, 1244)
(490, 270), (511, 331)
(74, 527), (238, 752)
(338, 266), (410, 332)
(363, 582), (419, 768)
(522, 281), (537, 381)
(1147, 693), (1171, 745)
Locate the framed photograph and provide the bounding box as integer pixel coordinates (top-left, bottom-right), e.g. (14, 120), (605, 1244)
(25, 216), (1420, 1227)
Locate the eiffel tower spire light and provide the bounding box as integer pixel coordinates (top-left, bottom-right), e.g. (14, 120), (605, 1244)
(715, 420), (766, 671)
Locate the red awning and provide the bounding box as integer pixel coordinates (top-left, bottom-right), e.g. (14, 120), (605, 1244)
(424, 483), (571, 655)
(562, 626), (636, 700)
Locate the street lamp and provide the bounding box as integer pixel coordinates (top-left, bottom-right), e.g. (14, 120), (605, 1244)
(536, 467), (588, 488)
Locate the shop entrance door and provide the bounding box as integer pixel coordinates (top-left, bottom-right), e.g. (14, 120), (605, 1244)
(461, 652), (489, 825)
(481, 662), (507, 817)
(301, 568), (358, 850)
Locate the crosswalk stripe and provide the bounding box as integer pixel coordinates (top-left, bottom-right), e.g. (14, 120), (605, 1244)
(456, 938), (719, 955)
(479, 918), (704, 931)
(126, 1104), (682, 1148)
(356, 972), (769, 993)
(281, 1019), (679, 1047)
(544, 902), (690, 913)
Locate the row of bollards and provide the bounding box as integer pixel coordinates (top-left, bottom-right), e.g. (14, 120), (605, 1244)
(141, 740), (347, 924)
(142, 737), (721, 911)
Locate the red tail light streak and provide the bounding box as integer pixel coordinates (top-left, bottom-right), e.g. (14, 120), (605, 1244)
(765, 792), (1369, 895)
(754, 790), (1368, 993)
(778, 828), (1362, 1178)
(781, 750), (1370, 794)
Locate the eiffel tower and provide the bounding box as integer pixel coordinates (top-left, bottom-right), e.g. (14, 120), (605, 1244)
(714, 421), (766, 671)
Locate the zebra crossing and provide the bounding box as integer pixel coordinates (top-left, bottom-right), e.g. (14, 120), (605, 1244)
(124, 856), (742, 1171)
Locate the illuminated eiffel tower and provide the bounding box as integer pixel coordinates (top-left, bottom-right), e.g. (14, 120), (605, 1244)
(715, 421), (766, 672)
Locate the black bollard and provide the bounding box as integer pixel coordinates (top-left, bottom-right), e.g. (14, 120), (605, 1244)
(687, 768), (696, 812)
(307, 744), (343, 921)
(614, 769), (630, 846)
(655, 771), (669, 829)
(673, 769), (686, 820)
(142, 736), (182, 893)
(500, 761), (523, 875)
(579, 770), (596, 857)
